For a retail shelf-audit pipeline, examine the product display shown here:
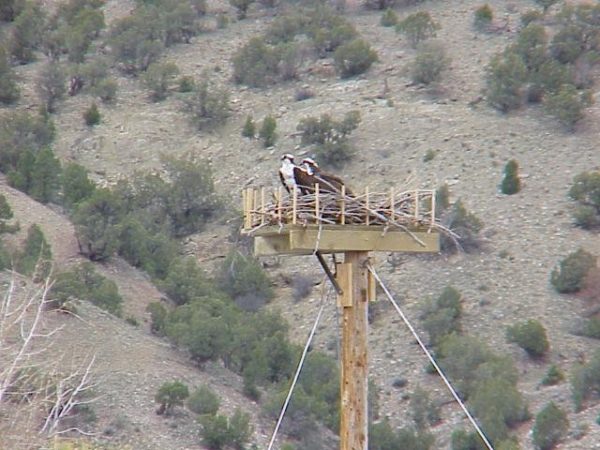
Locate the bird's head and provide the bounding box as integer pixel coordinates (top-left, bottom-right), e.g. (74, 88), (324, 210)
(281, 154), (295, 163)
(301, 158), (318, 174)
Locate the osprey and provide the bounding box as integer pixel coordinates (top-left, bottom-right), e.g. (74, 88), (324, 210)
(279, 154), (315, 195)
(301, 158), (353, 196)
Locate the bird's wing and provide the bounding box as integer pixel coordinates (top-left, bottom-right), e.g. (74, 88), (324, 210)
(279, 169), (290, 193)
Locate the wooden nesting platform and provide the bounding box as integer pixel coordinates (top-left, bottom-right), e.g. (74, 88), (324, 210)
(252, 224), (439, 256)
(242, 185), (441, 256)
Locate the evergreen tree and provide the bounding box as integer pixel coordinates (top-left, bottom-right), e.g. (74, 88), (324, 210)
(0, 46), (20, 104)
(501, 159), (521, 195)
(30, 148), (61, 203)
(259, 115), (277, 147)
(241, 115), (255, 138)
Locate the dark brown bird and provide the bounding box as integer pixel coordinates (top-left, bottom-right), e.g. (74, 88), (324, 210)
(301, 158), (353, 196)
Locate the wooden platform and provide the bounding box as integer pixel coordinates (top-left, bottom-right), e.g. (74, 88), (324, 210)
(252, 224), (439, 256)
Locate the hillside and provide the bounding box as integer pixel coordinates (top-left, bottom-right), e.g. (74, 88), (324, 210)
(1, 0), (600, 449)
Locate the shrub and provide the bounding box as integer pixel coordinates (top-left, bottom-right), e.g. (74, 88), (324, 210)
(183, 78), (230, 130)
(143, 62), (180, 102)
(259, 115), (277, 147)
(162, 256), (216, 305)
(501, 159), (521, 195)
(410, 386), (440, 429)
(232, 37), (279, 87)
(513, 24), (548, 74)
(551, 248), (596, 293)
(364, 0), (397, 10)
(241, 115), (255, 138)
(485, 49), (527, 112)
(506, 319), (549, 358)
(216, 250), (273, 306)
(532, 402), (568, 450)
(147, 301), (168, 335)
(535, 0), (559, 14)
(396, 11), (439, 48)
(333, 38), (378, 78)
(187, 385), (220, 416)
(200, 408), (252, 449)
(229, 0), (254, 20)
(411, 40), (450, 85)
(295, 87), (314, 101)
(0, 46), (20, 104)
(292, 274), (313, 302)
(155, 380), (189, 416)
(29, 148), (62, 203)
(50, 262), (123, 315)
(91, 78), (118, 103)
(178, 75), (195, 93)
(0, 194), (18, 235)
(370, 420), (435, 450)
(83, 102), (100, 126)
(15, 224), (52, 279)
(9, 1), (46, 63)
(474, 4), (493, 31)
(440, 200), (483, 253)
(0, 0), (25, 22)
(521, 9), (543, 27)
(380, 8), (398, 27)
(544, 83), (590, 131)
(541, 365), (564, 386)
(36, 62), (66, 113)
(421, 285), (462, 346)
(569, 171), (600, 229)
(580, 317), (600, 339)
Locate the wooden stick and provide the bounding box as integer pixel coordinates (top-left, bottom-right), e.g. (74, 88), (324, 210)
(260, 187), (265, 225)
(292, 186), (297, 225)
(242, 188), (247, 230)
(315, 183), (320, 223)
(365, 186), (370, 226)
(253, 188), (258, 228)
(414, 190), (419, 219)
(277, 186), (283, 223)
(341, 185), (346, 225)
(430, 189), (436, 229)
(389, 187), (394, 218)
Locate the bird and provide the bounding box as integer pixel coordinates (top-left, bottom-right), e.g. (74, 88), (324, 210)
(279, 154), (298, 194)
(301, 158), (353, 196)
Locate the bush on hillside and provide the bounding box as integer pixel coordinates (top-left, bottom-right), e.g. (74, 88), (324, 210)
(550, 248), (596, 293)
(570, 348), (600, 411)
(0, 46), (20, 104)
(143, 62), (180, 102)
(532, 402), (568, 450)
(410, 386), (440, 429)
(541, 365), (565, 386)
(370, 420), (435, 450)
(259, 115), (277, 148)
(411, 40), (450, 85)
(232, 37), (279, 87)
(421, 285), (462, 346)
(83, 102), (101, 126)
(229, 0), (254, 20)
(440, 200), (483, 253)
(216, 250), (273, 308)
(36, 62), (66, 113)
(544, 83), (591, 131)
(155, 380), (189, 416)
(396, 11), (440, 48)
(200, 408), (252, 450)
(161, 256), (216, 305)
(15, 224), (52, 279)
(50, 262), (123, 315)
(183, 78), (230, 130)
(535, 0), (559, 14)
(187, 384), (220, 416)
(506, 319), (549, 358)
(474, 4), (493, 31)
(380, 8), (398, 27)
(501, 159), (521, 195)
(569, 171), (600, 229)
(9, 1), (46, 63)
(241, 115), (255, 138)
(485, 49), (527, 112)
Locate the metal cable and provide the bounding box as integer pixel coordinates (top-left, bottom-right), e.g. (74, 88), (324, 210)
(367, 264), (495, 450)
(266, 283), (331, 450)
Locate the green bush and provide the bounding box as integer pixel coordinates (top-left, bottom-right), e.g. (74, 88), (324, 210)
(396, 11), (439, 48)
(216, 250), (273, 307)
(91, 78), (118, 103)
(485, 49), (527, 112)
(551, 248), (596, 293)
(200, 408), (252, 449)
(162, 256), (216, 305)
(183, 78), (230, 130)
(232, 37), (279, 87)
(36, 62), (66, 113)
(83, 102), (101, 126)
(9, 1), (45, 63)
(50, 262), (123, 315)
(506, 319), (549, 358)
(0, 46), (20, 104)
(370, 420), (435, 450)
(535, 0), (559, 14)
(580, 316), (600, 339)
(333, 38), (378, 78)
(410, 385), (440, 429)
(474, 4), (493, 31)
(440, 200), (483, 253)
(259, 115), (277, 147)
(0, 0), (25, 22)
(241, 115), (255, 138)
(501, 159), (521, 195)
(143, 62), (180, 102)
(0, 194), (18, 235)
(521, 9), (543, 27)
(544, 83), (590, 131)
(178, 75), (195, 93)
(155, 380), (189, 415)
(380, 8), (398, 27)
(146, 301), (168, 335)
(421, 285), (462, 346)
(187, 384), (220, 416)
(15, 224), (52, 279)
(569, 171), (600, 229)
(229, 0), (254, 20)
(541, 365), (564, 386)
(532, 402), (568, 450)
(411, 40), (450, 85)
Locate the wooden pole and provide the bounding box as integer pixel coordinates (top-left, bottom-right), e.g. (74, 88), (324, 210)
(315, 183), (320, 222)
(341, 185), (346, 225)
(292, 186), (298, 225)
(365, 186), (370, 226)
(339, 251), (369, 450)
